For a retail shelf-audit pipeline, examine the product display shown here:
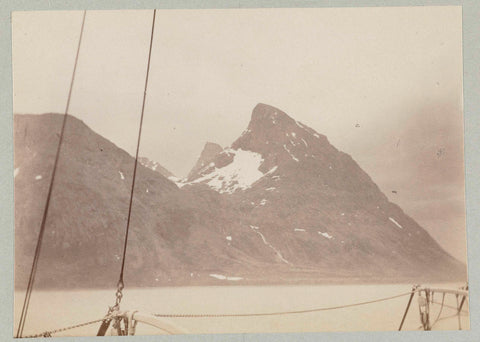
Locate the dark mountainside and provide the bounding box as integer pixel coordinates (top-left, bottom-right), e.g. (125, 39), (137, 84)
(14, 106), (467, 289)
(15, 114), (248, 288)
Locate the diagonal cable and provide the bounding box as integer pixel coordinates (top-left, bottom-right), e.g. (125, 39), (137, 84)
(15, 10), (87, 338)
(115, 8), (157, 301)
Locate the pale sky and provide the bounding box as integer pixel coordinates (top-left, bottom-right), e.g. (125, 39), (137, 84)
(12, 7), (466, 262)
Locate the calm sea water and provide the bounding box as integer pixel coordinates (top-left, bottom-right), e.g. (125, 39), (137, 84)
(14, 283), (469, 337)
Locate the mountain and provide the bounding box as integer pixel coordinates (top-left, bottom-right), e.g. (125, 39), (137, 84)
(138, 156), (175, 179)
(184, 103), (466, 280)
(14, 114), (251, 288)
(187, 142), (223, 180)
(14, 107), (466, 288)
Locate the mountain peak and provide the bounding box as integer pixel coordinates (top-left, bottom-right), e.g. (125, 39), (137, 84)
(204, 141), (223, 150)
(231, 104), (329, 166)
(250, 103), (295, 128)
(187, 141), (223, 180)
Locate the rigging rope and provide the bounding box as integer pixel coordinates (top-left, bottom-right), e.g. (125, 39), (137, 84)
(415, 311), (468, 330)
(431, 300), (468, 312)
(430, 292), (445, 329)
(112, 8), (157, 310)
(153, 290), (417, 318)
(15, 10), (87, 338)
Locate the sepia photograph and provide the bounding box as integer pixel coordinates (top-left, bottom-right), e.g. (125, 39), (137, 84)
(12, 5), (468, 338)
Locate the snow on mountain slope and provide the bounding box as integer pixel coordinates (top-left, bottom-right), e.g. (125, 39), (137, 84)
(184, 148), (278, 194)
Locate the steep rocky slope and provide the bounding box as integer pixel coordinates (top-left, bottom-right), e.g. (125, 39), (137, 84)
(14, 114), (246, 288)
(14, 106), (466, 288)
(185, 103), (466, 281)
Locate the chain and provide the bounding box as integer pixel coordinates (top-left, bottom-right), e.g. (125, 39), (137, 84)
(22, 280), (125, 337)
(111, 279), (124, 312)
(23, 317), (108, 338)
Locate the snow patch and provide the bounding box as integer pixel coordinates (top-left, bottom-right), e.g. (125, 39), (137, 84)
(240, 129), (251, 137)
(301, 138), (308, 147)
(291, 132), (296, 138)
(188, 149), (265, 194)
(14, 168), (19, 178)
(318, 232), (333, 239)
(389, 217), (403, 229)
(272, 112), (278, 124)
(294, 228), (306, 232)
(35, 175), (42, 180)
(265, 187), (276, 191)
(265, 166), (278, 175)
(209, 274), (226, 280)
(259, 199), (267, 206)
(249, 226), (290, 264)
(226, 236), (232, 241)
(295, 121), (306, 129)
(283, 144), (299, 162)
(295, 121), (321, 140)
(168, 176), (186, 188)
(118, 171), (125, 180)
(198, 163), (214, 175)
(209, 274), (243, 281)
